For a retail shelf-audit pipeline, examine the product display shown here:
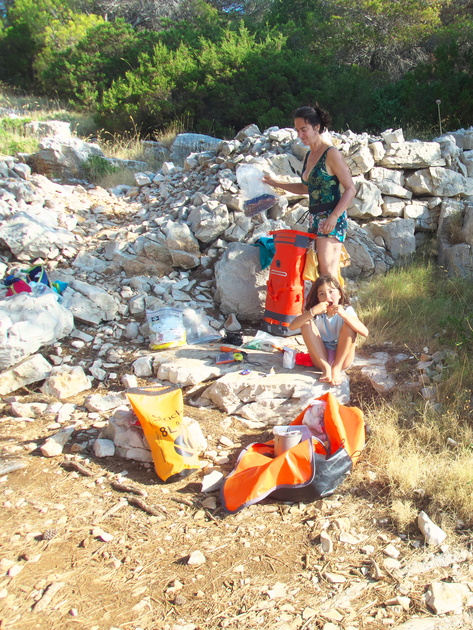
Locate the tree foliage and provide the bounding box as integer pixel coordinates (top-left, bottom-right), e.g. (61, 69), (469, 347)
(0, 0), (472, 137)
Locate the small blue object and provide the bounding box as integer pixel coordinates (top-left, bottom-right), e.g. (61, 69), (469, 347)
(240, 369), (251, 375)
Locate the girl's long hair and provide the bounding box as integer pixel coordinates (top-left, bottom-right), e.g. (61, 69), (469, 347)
(306, 275), (350, 311)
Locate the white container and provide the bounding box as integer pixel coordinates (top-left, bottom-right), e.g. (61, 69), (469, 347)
(273, 426), (302, 457)
(282, 346), (297, 369)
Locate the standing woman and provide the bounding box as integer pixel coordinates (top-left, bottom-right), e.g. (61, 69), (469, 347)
(263, 104), (356, 279)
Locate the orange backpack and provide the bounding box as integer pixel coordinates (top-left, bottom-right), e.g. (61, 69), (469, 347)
(261, 229), (316, 336)
(221, 392), (364, 513)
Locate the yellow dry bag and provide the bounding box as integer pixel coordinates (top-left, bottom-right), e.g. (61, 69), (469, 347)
(126, 385), (199, 483)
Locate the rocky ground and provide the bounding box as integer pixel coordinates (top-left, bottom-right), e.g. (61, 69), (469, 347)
(1, 339), (473, 630)
(1, 124), (473, 629)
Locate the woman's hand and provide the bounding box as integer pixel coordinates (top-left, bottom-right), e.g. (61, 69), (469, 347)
(320, 214), (338, 235)
(262, 174), (278, 188)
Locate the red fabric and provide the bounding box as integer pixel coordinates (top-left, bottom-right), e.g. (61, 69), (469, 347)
(295, 352), (314, 366)
(6, 280), (32, 296)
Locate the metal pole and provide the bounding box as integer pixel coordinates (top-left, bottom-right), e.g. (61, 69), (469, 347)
(436, 99), (442, 136)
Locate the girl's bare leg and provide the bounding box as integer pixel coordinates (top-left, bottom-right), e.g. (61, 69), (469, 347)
(317, 237), (343, 278)
(331, 323), (357, 386)
(300, 321), (332, 382)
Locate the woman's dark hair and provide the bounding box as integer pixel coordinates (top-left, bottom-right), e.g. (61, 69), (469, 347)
(293, 104), (331, 134)
(306, 274), (350, 310)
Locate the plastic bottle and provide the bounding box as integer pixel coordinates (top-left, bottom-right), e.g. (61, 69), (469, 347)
(29, 282), (60, 301)
(282, 346), (297, 369)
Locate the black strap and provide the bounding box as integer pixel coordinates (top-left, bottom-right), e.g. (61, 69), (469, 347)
(309, 200), (338, 215)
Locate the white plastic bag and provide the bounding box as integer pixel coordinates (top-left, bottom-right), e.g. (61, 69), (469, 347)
(236, 165), (278, 217)
(243, 330), (286, 352)
(182, 308), (221, 344)
(147, 307), (186, 350)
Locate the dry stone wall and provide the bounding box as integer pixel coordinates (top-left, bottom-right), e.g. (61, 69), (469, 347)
(1, 119), (473, 374)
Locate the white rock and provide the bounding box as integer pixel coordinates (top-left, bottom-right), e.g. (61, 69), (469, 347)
(7, 563), (24, 577)
(187, 550), (206, 565)
(320, 531), (333, 553)
(132, 356), (153, 377)
(41, 425), (75, 457)
(0, 353), (53, 395)
(122, 447), (153, 463)
(201, 496), (217, 510)
(121, 374), (138, 388)
(383, 544), (400, 559)
(417, 511), (447, 546)
(41, 365), (91, 399)
(201, 471), (224, 493)
(224, 313), (242, 331)
(92, 527), (114, 542)
(93, 439), (115, 457)
(85, 392), (127, 413)
(266, 581), (288, 599)
(424, 581), (471, 615)
(383, 557), (401, 570)
(219, 435), (235, 447)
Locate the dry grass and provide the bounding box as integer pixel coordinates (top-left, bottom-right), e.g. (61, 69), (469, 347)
(353, 385), (473, 530)
(152, 116), (189, 148)
(354, 263), (473, 530)
(0, 87), (98, 136)
(0, 88), (183, 175)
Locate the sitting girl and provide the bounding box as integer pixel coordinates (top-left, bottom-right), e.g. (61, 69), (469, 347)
(289, 275), (368, 386)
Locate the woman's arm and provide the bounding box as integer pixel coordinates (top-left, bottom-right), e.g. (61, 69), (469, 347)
(262, 174), (308, 195)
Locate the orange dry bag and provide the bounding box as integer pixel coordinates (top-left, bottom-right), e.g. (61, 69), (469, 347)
(126, 385), (199, 483)
(220, 392), (364, 513)
(261, 229), (315, 336)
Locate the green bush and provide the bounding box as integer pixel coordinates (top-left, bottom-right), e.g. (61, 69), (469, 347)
(81, 155), (118, 182)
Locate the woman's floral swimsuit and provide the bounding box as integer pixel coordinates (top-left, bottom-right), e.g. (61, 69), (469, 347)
(301, 147), (347, 242)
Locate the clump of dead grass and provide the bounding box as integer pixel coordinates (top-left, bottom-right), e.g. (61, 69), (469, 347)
(355, 393), (473, 531)
(355, 263), (473, 531)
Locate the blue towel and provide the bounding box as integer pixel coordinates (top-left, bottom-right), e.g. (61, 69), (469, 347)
(254, 236), (275, 270)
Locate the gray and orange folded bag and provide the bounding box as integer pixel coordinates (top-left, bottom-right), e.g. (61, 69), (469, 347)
(221, 392), (364, 513)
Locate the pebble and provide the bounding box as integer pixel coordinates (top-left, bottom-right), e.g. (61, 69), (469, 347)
(383, 544), (400, 559)
(324, 572), (346, 584)
(7, 563), (23, 577)
(91, 527), (114, 542)
(417, 511), (447, 546)
(187, 551), (206, 566)
(320, 531), (333, 553)
(383, 558), (401, 570)
(201, 471), (224, 493)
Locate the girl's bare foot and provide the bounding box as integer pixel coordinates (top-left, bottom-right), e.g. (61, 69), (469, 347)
(319, 369), (332, 383)
(330, 368), (343, 386)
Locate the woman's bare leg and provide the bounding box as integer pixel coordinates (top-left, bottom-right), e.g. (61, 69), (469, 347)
(317, 237), (343, 278)
(330, 323), (357, 386)
(300, 321), (332, 382)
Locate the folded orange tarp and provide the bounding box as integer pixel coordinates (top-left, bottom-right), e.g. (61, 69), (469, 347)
(221, 392), (364, 513)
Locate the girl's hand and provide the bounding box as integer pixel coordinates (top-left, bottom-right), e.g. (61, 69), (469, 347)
(328, 303), (344, 316)
(311, 301), (328, 316)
